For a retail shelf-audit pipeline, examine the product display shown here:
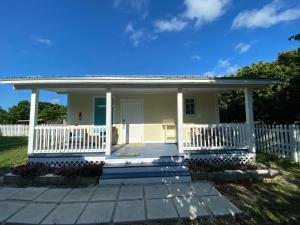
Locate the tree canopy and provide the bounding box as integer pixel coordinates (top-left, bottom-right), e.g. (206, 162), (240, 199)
(0, 101), (67, 124)
(220, 46), (300, 124)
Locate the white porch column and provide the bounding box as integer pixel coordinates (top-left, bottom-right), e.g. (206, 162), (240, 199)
(177, 88), (184, 153)
(245, 88), (256, 153)
(105, 88), (112, 155)
(28, 89), (39, 155)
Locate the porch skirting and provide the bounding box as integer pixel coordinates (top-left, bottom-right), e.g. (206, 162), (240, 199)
(28, 147), (255, 166)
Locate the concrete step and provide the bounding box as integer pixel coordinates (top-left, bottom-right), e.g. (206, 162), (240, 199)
(103, 165), (187, 173)
(101, 170), (190, 179)
(103, 163), (187, 173)
(100, 161), (191, 185)
(100, 175), (191, 185)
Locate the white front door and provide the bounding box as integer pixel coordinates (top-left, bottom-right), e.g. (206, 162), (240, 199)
(121, 100), (144, 143)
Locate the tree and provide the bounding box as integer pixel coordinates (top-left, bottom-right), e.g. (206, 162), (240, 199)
(0, 107), (12, 124)
(220, 47), (300, 124)
(0, 101), (67, 124)
(289, 33), (300, 41)
(8, 100), (30, 123)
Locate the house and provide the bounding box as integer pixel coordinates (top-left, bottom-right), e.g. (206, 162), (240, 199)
(1, 76), (275, 183)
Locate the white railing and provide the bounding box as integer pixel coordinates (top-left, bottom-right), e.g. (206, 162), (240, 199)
(33, 125), (106, 153)
(0, 124), (29, 136)
(183, 123), (249, 151)
(255, 124), (300, 162)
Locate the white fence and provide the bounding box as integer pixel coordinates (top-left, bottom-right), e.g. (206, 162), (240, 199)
(255, 124), (300, 162)
(183, 124), (249, 150)
(33, 125), (106, 153)
(0, 124), (29, 136)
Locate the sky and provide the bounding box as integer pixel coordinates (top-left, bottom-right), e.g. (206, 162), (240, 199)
(0, 0), (300, 109)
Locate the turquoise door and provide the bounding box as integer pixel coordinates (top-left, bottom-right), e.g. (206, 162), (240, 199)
(94, 97), (114, 125)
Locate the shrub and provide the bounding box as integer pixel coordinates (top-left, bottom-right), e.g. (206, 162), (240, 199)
(12, 163), (54, 177)
(12, 162), (104, 177)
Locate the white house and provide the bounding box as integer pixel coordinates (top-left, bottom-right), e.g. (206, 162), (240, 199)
(2, 76), (275, 168)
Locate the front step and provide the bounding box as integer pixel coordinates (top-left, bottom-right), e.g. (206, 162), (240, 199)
(100, 162), (191, 185)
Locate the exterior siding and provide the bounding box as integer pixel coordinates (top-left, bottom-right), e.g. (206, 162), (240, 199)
(68, 92), (219, 144)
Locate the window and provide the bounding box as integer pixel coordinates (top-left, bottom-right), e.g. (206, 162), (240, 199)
(185, 98), (195, 115)
(94, 97), (114, 125)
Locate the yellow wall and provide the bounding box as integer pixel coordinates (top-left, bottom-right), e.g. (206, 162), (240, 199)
(68, 92), (219, 144)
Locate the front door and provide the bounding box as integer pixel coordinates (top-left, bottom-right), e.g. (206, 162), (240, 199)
(121, 100), (144, 143)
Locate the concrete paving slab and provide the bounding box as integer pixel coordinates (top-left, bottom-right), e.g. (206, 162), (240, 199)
(189, 182), (221, 196)
(146, 198), (178, 221)
(0, 187), (22, 200)
(77, 202), (114, 224)
(41, 203), (85, 225)
(0, 201), (26, 222)
(35, 188), (72, 202)
(202, 196), (242, 217)
(62, 187), (96, 202)
(144, 184), (170, 199)
(173, 196), (210, 219)
(114, 200), (145, 223)
(91, 186), (119, 201)
(167, 183), (192, 197)
(7, 202), (56, 224)
(8, 187), (48, 201)
(118, 185), (143, 200)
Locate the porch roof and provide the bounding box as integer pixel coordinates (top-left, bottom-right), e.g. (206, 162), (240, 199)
(1, 75), (276, 93)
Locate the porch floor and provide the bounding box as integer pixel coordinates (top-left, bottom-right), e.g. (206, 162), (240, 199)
(109, 143), (179, 159)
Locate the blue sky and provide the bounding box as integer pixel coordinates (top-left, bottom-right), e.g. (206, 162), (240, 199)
(0, 0), (300, 109)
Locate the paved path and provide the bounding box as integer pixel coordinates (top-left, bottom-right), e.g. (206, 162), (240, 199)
(0, 182), (242, 225)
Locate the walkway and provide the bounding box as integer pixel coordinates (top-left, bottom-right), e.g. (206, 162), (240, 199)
(0, 182), (242, 225)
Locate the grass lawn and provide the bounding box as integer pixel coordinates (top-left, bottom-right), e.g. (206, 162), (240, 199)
(215, 153), (300, 225)
(0, 137), (299, 224)
(0, 136), (28, 175)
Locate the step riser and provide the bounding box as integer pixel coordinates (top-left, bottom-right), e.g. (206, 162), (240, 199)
(103, 166), (187, 173)
(100, 176), (191, 185)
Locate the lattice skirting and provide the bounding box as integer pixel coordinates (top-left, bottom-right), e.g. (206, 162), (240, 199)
(184, 152), (256, 165)
(28, 155), (106, 167)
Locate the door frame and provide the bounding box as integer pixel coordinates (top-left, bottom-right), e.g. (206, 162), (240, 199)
(120, 99), (144, 144)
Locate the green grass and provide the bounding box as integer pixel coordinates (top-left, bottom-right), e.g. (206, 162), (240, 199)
(0, 137), (299, 224)
(0, 136), (28, 175)
(216, 153), (300, 225)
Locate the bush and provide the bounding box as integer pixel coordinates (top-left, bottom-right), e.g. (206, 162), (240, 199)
(12, 163), (54, 177)
(12, 162), (104, 177)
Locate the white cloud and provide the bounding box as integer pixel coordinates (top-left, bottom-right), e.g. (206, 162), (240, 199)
(235, 42), (251, 53)
(154, 0), (231, 32)
(232, 0), (300, 29)
(218, 58), (231, 68)
(154, 17), (188, 32)
(125, 22), (157, 47)
(204, 58), (239, 77)
(50, 98), (60, 104)
(34, 37), (52, 45)
(114, 0), (149, 19)
(184, 0), (231, 27)
(191, 55), (202, 61)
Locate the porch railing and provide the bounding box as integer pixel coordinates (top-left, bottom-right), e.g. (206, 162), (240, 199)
(33, 125), (106, 153)
(183, 123), (249, 151)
